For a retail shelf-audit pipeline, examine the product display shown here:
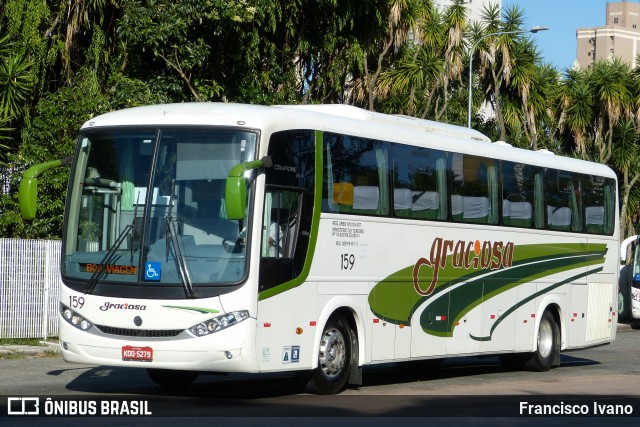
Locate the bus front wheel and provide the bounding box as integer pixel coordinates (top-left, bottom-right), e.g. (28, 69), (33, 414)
(523, 310), (560, 372)
(147, 368), (198, 389)
(305, 316), (355, 395)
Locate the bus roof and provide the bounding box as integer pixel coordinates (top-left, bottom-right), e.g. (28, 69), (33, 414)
(80, 102), (616, 179)
(276, 104), (492, 143)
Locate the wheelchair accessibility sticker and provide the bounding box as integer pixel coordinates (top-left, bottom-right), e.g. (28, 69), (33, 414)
(282, 345), (300, 364)
(144, 262), (161, 281)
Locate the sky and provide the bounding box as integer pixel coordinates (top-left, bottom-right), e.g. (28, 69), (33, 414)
(502, 0), (615, 70)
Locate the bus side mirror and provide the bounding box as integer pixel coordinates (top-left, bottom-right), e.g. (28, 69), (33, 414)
(19, 177), (38, 219)
(225, 176), (247, 220)
(224, 156), (272, 220)
(18, 156), (73, 220)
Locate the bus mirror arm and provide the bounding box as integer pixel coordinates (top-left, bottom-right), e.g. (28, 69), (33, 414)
(19, 156), (73, 220)
(225, 156), (272, 220)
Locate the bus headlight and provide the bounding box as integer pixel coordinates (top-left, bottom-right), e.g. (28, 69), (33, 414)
(60, 303), (93, 331)
(188, 310), (250, 337)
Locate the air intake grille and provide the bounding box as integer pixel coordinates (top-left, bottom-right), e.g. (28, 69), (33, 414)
(95, 325), (184, 338)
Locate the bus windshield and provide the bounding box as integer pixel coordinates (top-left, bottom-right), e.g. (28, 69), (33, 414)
(62, 127), (257, 297)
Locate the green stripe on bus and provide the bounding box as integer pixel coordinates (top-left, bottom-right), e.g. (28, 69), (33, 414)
(420, 257), (605, 337)
(469, 267), (603, 341)
(369, 243), (607, 328)
(162, 305), (220, 314)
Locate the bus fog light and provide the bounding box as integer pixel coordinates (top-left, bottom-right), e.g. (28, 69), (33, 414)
(225, 351), (233, 359)
(60, 303), (93, 332)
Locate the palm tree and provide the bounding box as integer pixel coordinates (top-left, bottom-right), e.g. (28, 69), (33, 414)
(589, 58), (633, 164)
(359, 0), (420, 111)
(501, 37), (541, 148)
(435, 0), (467, 122)
(0, 118), (11, 166)
(533, 64), (562, 148)
(611, 118), (640, 238)
(0, 32), (34, 121)
(0, 53), (34, 120)
(557, 67), (593, 158)
(377, 44), (444, 117)
(474, 4), (526, 141)
(376, 2), (445, 117)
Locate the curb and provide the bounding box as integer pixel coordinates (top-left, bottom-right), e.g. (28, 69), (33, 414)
(0, 340), (61, 357)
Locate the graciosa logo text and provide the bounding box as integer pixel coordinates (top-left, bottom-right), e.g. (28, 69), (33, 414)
(100, 302), (147, 311)
(412, 237), (515, 296)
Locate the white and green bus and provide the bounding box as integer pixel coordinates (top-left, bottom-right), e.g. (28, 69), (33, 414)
(20, 103), (620, 394)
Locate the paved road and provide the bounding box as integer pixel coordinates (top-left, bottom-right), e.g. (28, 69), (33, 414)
(1, 327), (639, 426)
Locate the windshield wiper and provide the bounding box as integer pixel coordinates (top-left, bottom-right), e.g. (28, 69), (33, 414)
(84, 225), (134, 295)
(84, 199), (140, 295)
(166, 179), (196, 299)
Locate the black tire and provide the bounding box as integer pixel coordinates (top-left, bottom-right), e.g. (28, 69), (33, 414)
(618, 289), (626, 321)
(147, 368), (198, 389)
(522, 310), (560, 372)
(305, 316), (354, 395)
(618, 265), (632, 321)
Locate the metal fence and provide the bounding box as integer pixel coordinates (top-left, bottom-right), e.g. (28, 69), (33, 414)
(0, 239), (61, 339)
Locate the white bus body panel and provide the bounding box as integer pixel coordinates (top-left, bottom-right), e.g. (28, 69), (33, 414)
(59, 293), (260, 372)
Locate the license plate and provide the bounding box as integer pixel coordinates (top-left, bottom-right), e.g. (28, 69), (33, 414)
(122, 345), (153, 362)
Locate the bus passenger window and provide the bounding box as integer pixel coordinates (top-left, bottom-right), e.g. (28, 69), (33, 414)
(392, 145), (446, 220)
(323, 133), (389, 216)
(501, 162), (538, 228)
(583, 175), (615, 235)
(545, 169), (582, 232)
(451, 154), (498, 224)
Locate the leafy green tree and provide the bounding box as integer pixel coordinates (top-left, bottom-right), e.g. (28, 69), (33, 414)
(474, 4), (526, 141)
(0, 118), (11, 166)
(356, 0), (421, 111)
(0, 52), (34, 119)
(588, 58), (634, 164)
(436, 0), (467, 122)
(116, 1), (256, 101)
(501, 38), (547, 149)
(376, 2), (445, 117)
(0, 70), (111, 238)
(612, 118), (640, 237)
(557, 67), (594, 158)
(0, 32), (34, 122)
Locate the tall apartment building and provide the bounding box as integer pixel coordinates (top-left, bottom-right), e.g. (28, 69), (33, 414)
(432, 0), (502, 24)
(576, 1), (640, 68)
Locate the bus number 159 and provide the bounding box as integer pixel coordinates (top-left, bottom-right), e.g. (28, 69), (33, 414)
(341, 254), (355, 270)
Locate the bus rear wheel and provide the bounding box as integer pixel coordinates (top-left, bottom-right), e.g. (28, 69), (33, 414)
(147, 368), (198, 389)
(523, 310), (560, 372)
(305, 316), (354, 395)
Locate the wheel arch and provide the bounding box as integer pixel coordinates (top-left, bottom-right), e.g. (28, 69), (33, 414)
(312, 297), (366, 370)
(535, 299), (563, 367)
